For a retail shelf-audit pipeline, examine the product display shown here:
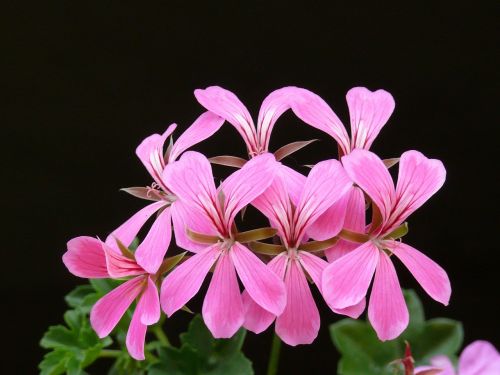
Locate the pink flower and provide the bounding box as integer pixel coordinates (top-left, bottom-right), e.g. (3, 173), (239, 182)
(415, 341), (500, 375)
(243, 158), (357, 345)
(322, 149), (451, 340)
(63, 236), (160, 360)
(106, 112), (224, 274)
(159, 151), (286, 338)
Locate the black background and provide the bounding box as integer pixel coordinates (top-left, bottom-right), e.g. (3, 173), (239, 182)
(3, 1), (499, 374)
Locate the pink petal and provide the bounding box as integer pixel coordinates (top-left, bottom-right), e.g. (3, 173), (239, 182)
(297, 251), (328, 293)
(275, 259), (320, 346)
(294, 159), (352, 242)
(459, 340), (500, 375)
(277, 164), (306, 206)
(342, 149), (395, 228)
(63, 236), (109, 278)
(288, 87), (350, 155)
(388, 241), (451, 305)
(136, 124), (177, 189)
(324, 186), (366, 262)
(160, 244), (220, 316)
(256, 87), (298, 151)
(220, 153), (277, 227)
(322, 241), (379, 309)
(125, 304), (148, 360)
(91, 276), (145, 338)
(427, 355), (456, 375)
(194, 86), (259, 154)
(415, 363), (451, 375)
(388, 150), (446, 230)
(168, 111), (225, 163)
(333, 298), (367, 319)
(139, 276), (161, 325)
(231, 242), (286, 316)
(242, 253), (287, 334)
(368, 250), (409, 341)
(103, 242), (145, 278)
(306, 190), (349, 241)
(346, 87), (395, 150)
(162, 151), (219, 230)
(135, 206), (172, 274)
(202, 251), (244, 338)
(105, 201), (165, 252)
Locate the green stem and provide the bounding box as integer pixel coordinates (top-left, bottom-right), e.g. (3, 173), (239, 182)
(152, 324), (171, 347)
(99, 349), (121, 358)
(266, 332), (281, 375)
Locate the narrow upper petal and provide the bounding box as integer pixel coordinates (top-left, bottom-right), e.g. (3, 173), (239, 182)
(202, 251), (244, 338)
(103, 242), (145, 278)
(388, 241), (451, 305)
(387, 150), (446, 231)
(91, 276), (145, 338)
(139, 276), (161, 325)
(220, 153), (277, 227)
(256, 87), (298, 152)
(368, 250), (409, 341)
(194, 86), (259, 154)
(322, 241), (379, 309)
(63, 236), (109, 278)
(342, 149), (395, 229)
(242, 253), (287, 334)
(231, 242), (286, 316)
(288, 87), (351, 155)
(275, 259), (320, 346)
(297, 251), (328, 293)
(277, 164), (306, 206)
(294, 159), (352, 243)
(160, 244), (220, 316)
(135, 206), (172, 274)
(168, 111), (225, 163)
(136, 124), (177, 190)
(346, 87), (395, 150)
(459, 340), (500, 375)
(306, 190), (349, 241)
(105, 201), (165, 252)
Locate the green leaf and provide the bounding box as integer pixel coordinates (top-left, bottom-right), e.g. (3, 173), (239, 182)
(39, 349), (71, 375)
(65, 285), (95, 308)
(412, 318), (463, 363)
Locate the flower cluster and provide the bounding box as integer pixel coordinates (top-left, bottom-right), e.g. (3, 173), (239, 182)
(63, 86), (451, 360)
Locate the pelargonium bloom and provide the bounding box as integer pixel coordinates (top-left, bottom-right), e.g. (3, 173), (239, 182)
(160, 151), (286, 338)
(106, 112), (224, 274)
(323, 149), (451, 340)
(415, 340), (500, 375)
(243, 159), (360, 345)
(62, 236), (160, 360)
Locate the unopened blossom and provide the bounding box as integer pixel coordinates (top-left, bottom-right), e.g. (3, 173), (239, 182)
(63, 236), (160, 360)
(415, 341), (500, 375)
(244, 159), (359, 345)
(106, 112), (224, 274)
(323, 149), (451, 340)
(160, 151), (286, 338)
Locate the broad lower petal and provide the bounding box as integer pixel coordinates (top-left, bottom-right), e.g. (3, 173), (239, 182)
(333, 298), (366, 319)
(125, 304), (148, 361)
(139, 276), (161, 325)
(103, 243), (145, 278)
(342, 149), (395, 228)
(322, 241), (379, 309)
(368, 251), (409, 341)
(194, 86), (259, 154)
(346, 87), (395, 150)
(135, 206), (172, 274)
(294, 159), (352, 242)
(105, 201), (165, 252)
(91, 276), (145, 338)
(306, 191), (349, 241)
(202, 251), (244, 338)
(389, 241), (451, 305)
(63, 236), (109, 278)
(220, 153), (277, 226)
(161, 244), (220, 316)
(459, 340), (500, 375)
(288, 87), (350, 155)
(297, 251), (328, 293)
(231, 242), (286, 316)
(168, 111), (225, 162)
(276, 259), (320, 346)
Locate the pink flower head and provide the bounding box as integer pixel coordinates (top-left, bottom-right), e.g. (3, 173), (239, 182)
(322, 149), (451, 341)
(159, 151), (286, 338)
(62, 236), (161, 360)
(106, 112), (224, 274)
(243, 159), (357, 345)
(415, 340), (500, 375)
